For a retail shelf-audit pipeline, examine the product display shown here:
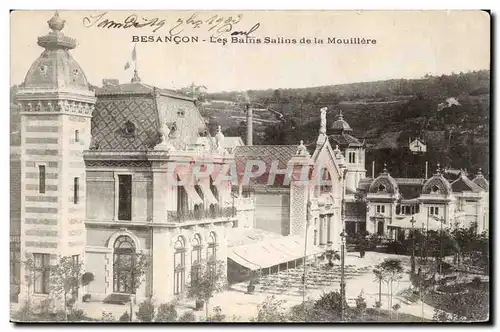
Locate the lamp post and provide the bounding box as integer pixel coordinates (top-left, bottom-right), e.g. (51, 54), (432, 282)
(439, 216), (444, 275)
(340, 230), (346, 321)
(410, 216), (416, 274)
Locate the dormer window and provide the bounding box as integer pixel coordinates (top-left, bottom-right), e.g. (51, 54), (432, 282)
(39, 65), (47, 74)
(431, 185), (439, 193)
(377, 184), (386, 192)
(122, 120), (136, 137)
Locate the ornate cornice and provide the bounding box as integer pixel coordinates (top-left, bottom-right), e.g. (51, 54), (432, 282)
(18, 99), (94, 117)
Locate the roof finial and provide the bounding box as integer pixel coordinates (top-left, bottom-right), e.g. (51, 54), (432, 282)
(131, 69), (141, 83)
(382, 163), (388, 174)
(296, 140), (308, 156)
(338, 110), (344, 120)
(477, 167), (483, 176)
(48, 11), (66, 32)
(319, 107), (327, 134)
(436, 163), (441, 175)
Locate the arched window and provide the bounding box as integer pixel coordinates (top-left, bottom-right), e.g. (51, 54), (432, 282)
(207, 232), (217, 280)
(431, 185), (440, 193)
(191, 234), (202, 285)
(113, 235), (136, 294)
(320, 169), (332, 194)
(378, 184), (386, 192)
(174, 236), (186, 295)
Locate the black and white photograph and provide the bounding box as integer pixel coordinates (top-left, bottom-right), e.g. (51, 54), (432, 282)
(9, 9), (491, 323)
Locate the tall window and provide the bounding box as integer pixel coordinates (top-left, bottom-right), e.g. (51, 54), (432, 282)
(118, 175), (132, 221)
(177, 176), (188, 215)
(429, 206), (439, 216)
(207, 232), (217, 280)
(39, 165), (46, 194)
(327, 215), (332, 243)
(320, 169), (332, 194)
(74, 130), (80, 142)
(174, 236), (186, 295)
(191, 234), (202, 286)
(73, 177), (79, 204)
(113, 236), (136, 294)
(348, 152), (356, 164)
(34, 253), (50, 294)
(376, 205), (385, 214)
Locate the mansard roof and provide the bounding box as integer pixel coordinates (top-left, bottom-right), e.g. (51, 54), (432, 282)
(369, 167), (399, 195)
(422, 167), (452, 195)
(451, 174), (483, 193)
(90, 81), (211, 151)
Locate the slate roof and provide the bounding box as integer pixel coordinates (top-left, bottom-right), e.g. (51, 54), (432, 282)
(90, 81), (211, 151)
(328, 134), (362, 148)
(451, 175), (483, 193)
(472, 175), (489, 192)
(233, 145), (298, 186)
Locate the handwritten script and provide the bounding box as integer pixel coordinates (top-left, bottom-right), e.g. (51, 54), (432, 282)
(82, 12), (260, 37)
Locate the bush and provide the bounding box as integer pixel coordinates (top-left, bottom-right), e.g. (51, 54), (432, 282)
(101, 311), (116, 322)
(155, 303), (177, 322)
(68, 308), (86, 321)
(178, 311), (196, 322)
(136, 299), (155, 322)
(82, 294), (91, 302)
(313, 290), (348, 320)
(119, 311), (130, 322)
(206, 306), (226, 322)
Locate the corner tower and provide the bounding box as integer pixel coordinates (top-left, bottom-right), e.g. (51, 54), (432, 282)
(16, 12), (96, 302)
(328, 110), (366, 192)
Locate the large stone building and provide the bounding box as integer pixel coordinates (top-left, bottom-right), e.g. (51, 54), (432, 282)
(14, 12), (239, 305)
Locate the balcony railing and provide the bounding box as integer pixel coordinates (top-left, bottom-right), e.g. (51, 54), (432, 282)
(167, 206), (237, 223)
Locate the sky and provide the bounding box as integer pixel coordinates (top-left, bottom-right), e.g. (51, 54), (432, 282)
(10, 10), (490, 93)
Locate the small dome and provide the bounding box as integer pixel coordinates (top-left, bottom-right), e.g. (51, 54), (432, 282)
(330, 110), (352, 132)
(472, 168), (489, 192)
(422, 164), (452, 195)
(369, 164), (399, 194)
(22, 12), (91, 92)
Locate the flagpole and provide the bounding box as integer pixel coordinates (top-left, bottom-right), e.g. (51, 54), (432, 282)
(134, 44), (138, 74)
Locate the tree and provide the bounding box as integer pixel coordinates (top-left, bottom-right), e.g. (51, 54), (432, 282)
(186, 259), (226, 320)
(50, 256), (84, 321)
(81, 272), (94, 301)
(378, 258), (403, 318)
(22, 253), (35, 310)
(324, 250), (340, 268)
(114, 251), (150, 322)
(372, 267), (385, 304)
(355, 292), (368, 319)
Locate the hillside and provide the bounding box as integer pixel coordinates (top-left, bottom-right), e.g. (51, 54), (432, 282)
(205, 70), (490, 177)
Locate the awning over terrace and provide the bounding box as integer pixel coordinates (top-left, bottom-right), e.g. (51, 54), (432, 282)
(389, 211), (446, 231)
(228, 234), (324, 271)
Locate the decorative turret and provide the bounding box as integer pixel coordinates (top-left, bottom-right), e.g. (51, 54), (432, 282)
(472, 168), (489, 192)
(369, 163), (399, 195)
(22, 11), (92, 92)
(422, 163), (452, 195)
(330, 110), (353, 134)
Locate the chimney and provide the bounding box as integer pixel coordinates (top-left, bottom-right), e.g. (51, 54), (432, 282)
(102, 78), (119, 87)
(372, 161), (375, 178)
(246, 104), (253, 146)
(425, 161), (428, 180)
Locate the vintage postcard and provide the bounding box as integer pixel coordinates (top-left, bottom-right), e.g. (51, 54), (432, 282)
(9, 10), (490, 323)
